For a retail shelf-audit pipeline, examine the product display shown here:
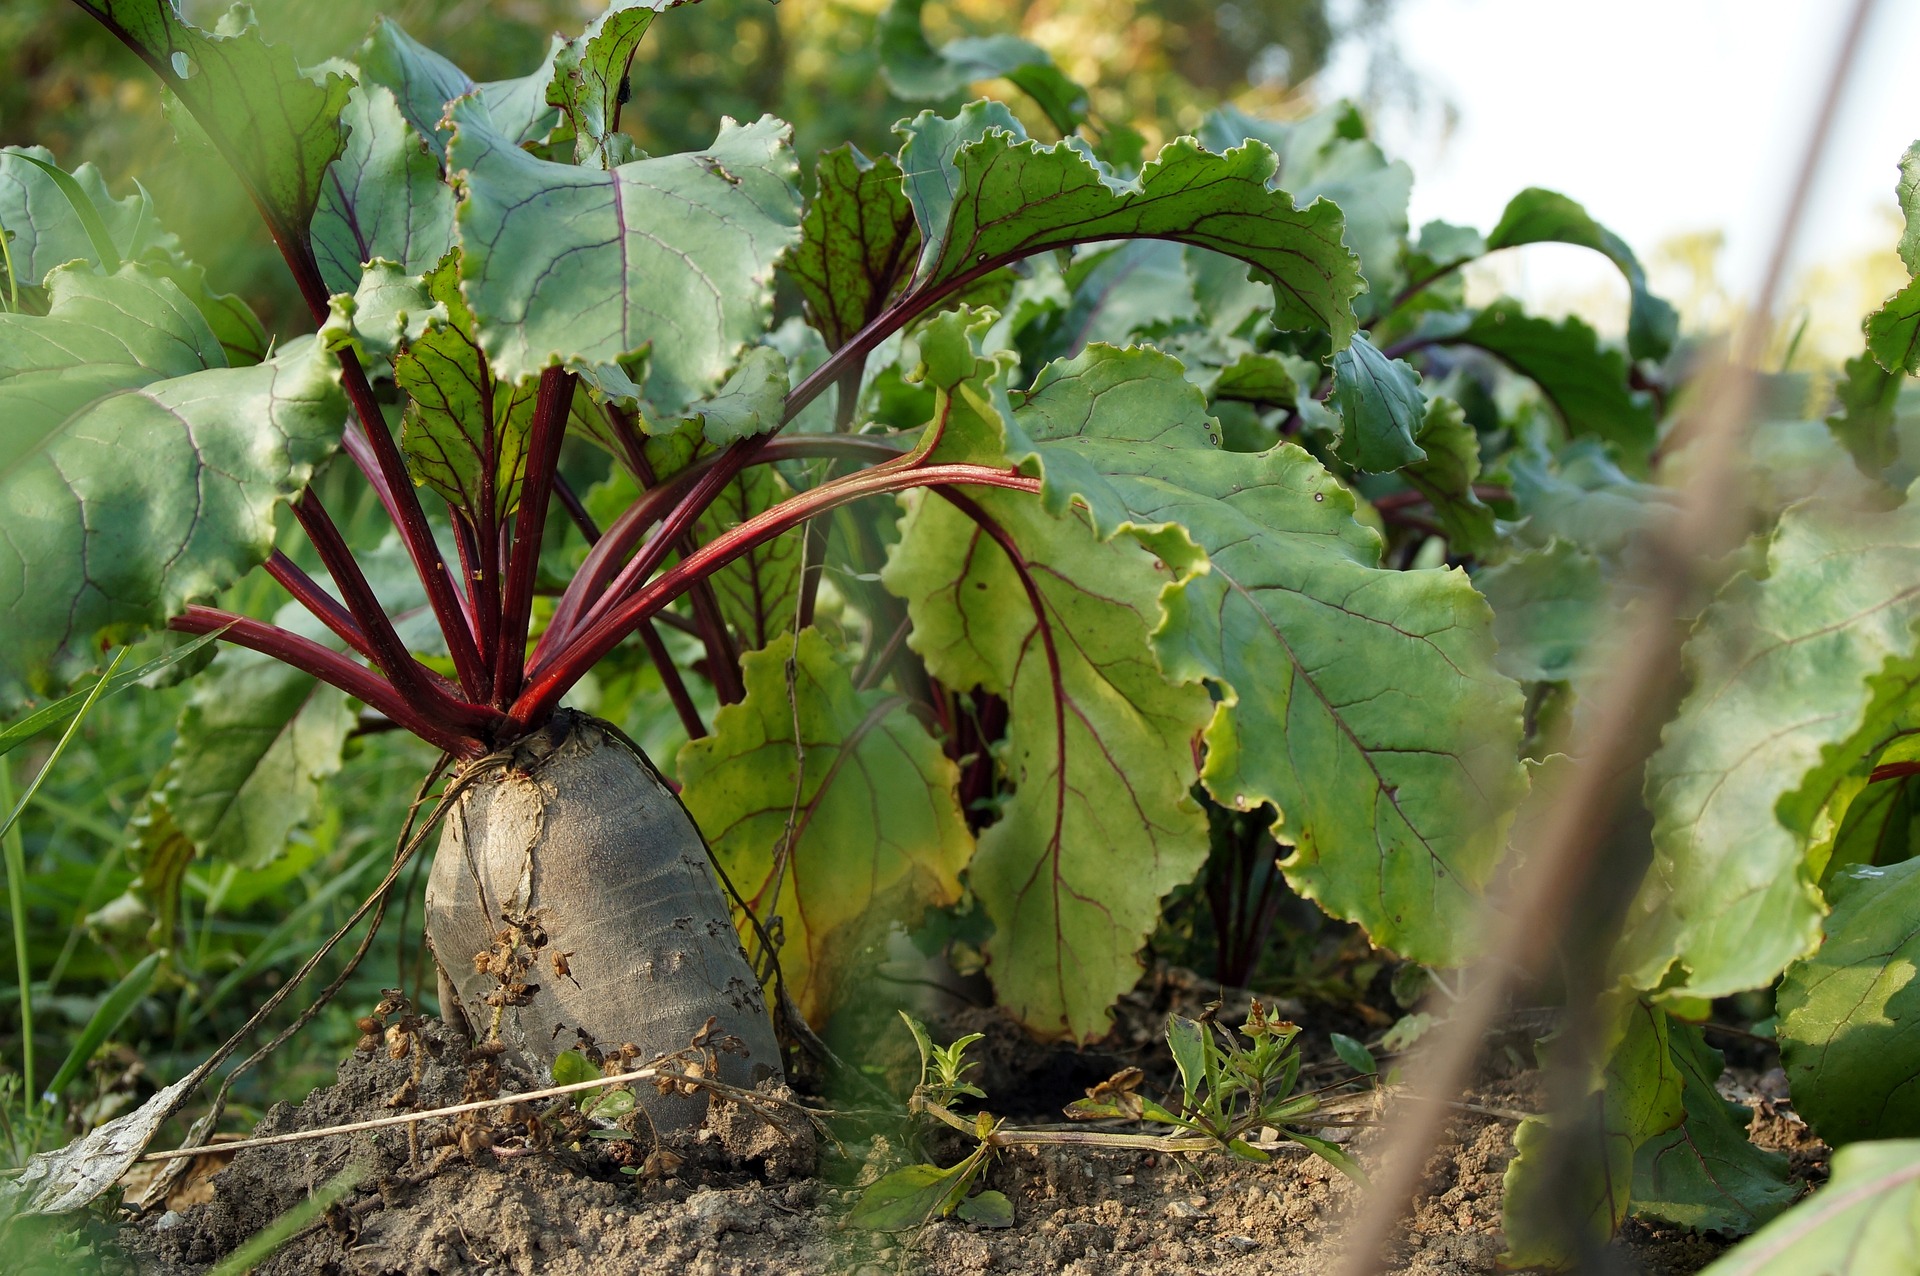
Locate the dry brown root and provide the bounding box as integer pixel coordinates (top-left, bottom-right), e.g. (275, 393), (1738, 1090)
(425, 711), (781, 1130)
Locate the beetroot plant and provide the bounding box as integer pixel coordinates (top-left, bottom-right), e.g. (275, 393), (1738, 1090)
(7, 0), (1817, 1241)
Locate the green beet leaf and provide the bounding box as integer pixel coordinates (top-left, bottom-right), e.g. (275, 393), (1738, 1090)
(1697, 1140), (1920, 1276)
(310, 80), (457, 295)
(878, 0), (1087, 135)
(0, 147), (148, 288)
(677, 629), (972, 1023)
(449, 97), (800, 408)
(1866, 277), (1920, 377)
(1501, 999), (1684, 1269)
(1624, 489), (1920, 1001)
(1484, 187), (1679, 362)
(787, 146), (920, 351)
(1475, 541), (1606, 685)
(1402, 395), (1497, 556)
(896, 103), (1363, 346)
(1632, 1022), (1795, 1235)
(357, 18), (561, 160)
(1826, 348), (1903, 474)
(81, 1), (350, 241)
(1779, 857), (1920, 1143)
(1329, 333), (1426, 472)
(1444, 301), (1656, 461)
(546, 0), (682, 169)
(392, 258), (538, 523)
(148, 645), (354, 872)
(0, 265), (341, 709)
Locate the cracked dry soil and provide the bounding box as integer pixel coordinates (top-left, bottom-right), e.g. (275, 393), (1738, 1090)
(120, 1003), (1821, 1275)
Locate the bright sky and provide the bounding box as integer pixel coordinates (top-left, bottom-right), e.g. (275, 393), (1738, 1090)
(1315, 0), (1920, 338)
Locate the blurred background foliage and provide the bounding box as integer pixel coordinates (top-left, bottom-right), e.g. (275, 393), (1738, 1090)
(0, 0), (1404, 1175)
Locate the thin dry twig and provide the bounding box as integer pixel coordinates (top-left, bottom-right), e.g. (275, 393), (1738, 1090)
(1330, 6), (1881, 1272)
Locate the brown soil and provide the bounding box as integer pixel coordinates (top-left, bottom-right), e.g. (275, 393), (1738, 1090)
(119, 979), (1826, 1276)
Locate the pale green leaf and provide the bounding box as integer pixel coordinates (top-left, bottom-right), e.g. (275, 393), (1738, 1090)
(1330, 333), (1426, 472)
(1698, 1140), (1920, 1276)
(1898, 141), (1920, 279)
(311, 80), (457, 295)
(318, 258), (447, 365)
(678, 629), (972, 1023)
(358, 18), (561, 159)
(1624, 490), (1920, 1000)
(1779, 858), (1920, 1143)
(0, 265), (342, 708)
(896, 104), (1362, 345)
(682, 345), (790, 447)
(547, 0), (679, 169)
(450, 99), (800, 408)
(1047, 240), (1199, 358)
(0, 147), (147, 287)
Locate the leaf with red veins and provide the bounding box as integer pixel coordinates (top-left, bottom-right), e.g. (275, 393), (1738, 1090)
(677, 628), (972, 1024)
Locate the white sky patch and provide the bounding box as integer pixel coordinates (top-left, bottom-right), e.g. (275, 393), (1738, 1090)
(1313, 0), (1918, 346)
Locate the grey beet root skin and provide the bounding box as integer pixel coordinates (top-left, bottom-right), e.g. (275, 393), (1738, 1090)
(425, 711), (780, 1128)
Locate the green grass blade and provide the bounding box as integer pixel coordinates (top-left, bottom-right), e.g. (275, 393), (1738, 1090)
(40, 950), (161, 1103)
(0, 629), (224, 760)
(8, 153), (122, 272)
(206, 1162), (364, 1276)
(1, 646), (130, 1105)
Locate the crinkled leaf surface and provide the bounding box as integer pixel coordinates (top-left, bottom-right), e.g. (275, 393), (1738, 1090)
(450, 99), (800, 408)
(1900, 142), (1920, 278)
(1501, 999), (1684, 1269)
(1827, 349), (1903, 474)
(896, 103), (1362, 345)
(152, 645), (354, 871)
(1198, 102), (1412, 302)
(391, 260), (536, 522)
(1867, 278), (1920, 377)
(1697, 1140), (1920, 1276)
(1402, 395), (1496, 556)
(311, 80), (456, 294)
(547, 0), (687, 168)
(81, 1), (349, 237)
(677, 629), (971, 1023)
(681, 345), (790, 447)
(878, 0), (1086, 134)
(1632, 1022), (1796, 1235)
(788, 146), (920, 350)
(699, 465), (802, 650)
(1485, 187), (1678, 362)
(1329, 333), (1426, 472)
(905, 323), (1524, 972)
(0, 265), (341, 708)
(357, 18), (560, 159)
(1779, 858), (1920, 1143)
(1624, 490), (1920, 1000)
(0, 1076), (194, 1218)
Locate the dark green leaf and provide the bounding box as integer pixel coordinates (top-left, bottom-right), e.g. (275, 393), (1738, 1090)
(1827, 349), (1903, 474)
(1632, 1022), (1795, 1235)
(1449, 301), (1656, 459)
(1330, 333), (1425, 471)
(1867, 277), (1920, 376)
(1284, 1130), (1367, 1184)
(896, 104), (1362, 345)
(788, 146), (920, 350)
(546, 0), (679, 168)
(449, 99), (800, 409)
(1402, 395), (1496, 555)
(1780, 857), (1920, 1142)
(1696, 1140), (1920, 1276)
(1485, 187), (1678, 362)
(1329, 1033), (1377, 1077)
